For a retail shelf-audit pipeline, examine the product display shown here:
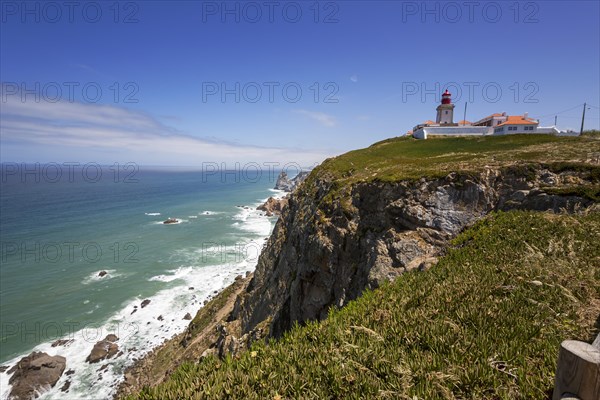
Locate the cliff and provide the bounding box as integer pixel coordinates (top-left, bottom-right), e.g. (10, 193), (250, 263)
(120, 134), (600, 398)
(228, 162), (597, 342)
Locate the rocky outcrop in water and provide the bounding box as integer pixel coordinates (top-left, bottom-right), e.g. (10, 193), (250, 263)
(8, 352), (66, 400)
(257, 197), (288, 216)
(274, 171), (310, 192)
(86, 334), (119, 363)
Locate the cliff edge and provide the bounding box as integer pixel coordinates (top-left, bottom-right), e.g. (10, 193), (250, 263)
(119, 134), (600, 398)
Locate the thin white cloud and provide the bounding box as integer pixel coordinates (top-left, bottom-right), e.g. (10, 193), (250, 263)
(0, 96), (333, 166)
(350, 74), (358, 83)
(294, 109), (337, 127)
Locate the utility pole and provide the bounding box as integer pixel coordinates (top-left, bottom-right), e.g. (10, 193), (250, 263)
(554, 115), (557, 126)
(463, 102), (467, 125)
(580, 103), (587, 135)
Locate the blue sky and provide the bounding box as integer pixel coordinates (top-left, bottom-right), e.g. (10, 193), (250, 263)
(1, 0), (599, 166)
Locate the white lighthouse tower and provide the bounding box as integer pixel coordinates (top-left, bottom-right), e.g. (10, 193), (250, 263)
(436, 89), (455, 125)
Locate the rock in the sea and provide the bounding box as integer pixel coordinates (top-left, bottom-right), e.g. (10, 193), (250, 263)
(51, 339), (73, 348)
(0, 365), (9, 373)
(157, 315), (164, 321)
(141, 299), (151, 308)
(257, 197), (288, 216)
(163, 218), (178, 224)
(274, 171), (292, 191)
(60, 380), (71, 392)
(86, 335), (119, 363)
(183, 313), (192, 320)
(98, 270), (108, 277)
(8, 352), (66, 400)
(274, 171), (310, 192)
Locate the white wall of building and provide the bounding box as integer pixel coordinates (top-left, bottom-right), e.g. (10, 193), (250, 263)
(493, 125), (537, 135)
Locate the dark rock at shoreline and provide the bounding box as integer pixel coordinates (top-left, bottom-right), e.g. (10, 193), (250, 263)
(98, 270), (108, 277)
(141, 299), (151, 308)
(157, 315), (164, 321)
(51, 339), (74, 348)
(60, 380), (71, 392)
(86, 335), (119, 363)
(183, 313), (192, 320)
(0, 365), (9, 373)
(65, 369), (75, 376)
(8, 352), (66, 400)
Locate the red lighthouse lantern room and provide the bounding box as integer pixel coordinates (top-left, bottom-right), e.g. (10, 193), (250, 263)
(441, 89), (452, 104)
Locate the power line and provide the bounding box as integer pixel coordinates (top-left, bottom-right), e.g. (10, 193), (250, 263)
(533, 104), (584, 119)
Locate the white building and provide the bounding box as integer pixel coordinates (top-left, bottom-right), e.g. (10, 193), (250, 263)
(412, 89), (572, 139)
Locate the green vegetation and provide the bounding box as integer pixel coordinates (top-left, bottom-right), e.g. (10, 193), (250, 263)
(582, 130), (600, 138)
(126, 210), (600, 399)
(305, 134), (598, 186)
(543, 185), (600, 202)
(300, 134), (600, 212)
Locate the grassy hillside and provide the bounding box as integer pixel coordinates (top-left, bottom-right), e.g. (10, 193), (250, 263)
(299, 134), (600, 211)
(126, 210), (600, 399)
(306, 134), (600, 185)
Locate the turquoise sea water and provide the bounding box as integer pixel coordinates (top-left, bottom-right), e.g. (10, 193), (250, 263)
(0, 165), (281, 399)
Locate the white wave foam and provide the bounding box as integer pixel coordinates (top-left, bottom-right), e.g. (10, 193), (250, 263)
(232, 204), (272, 236)
(0, 192), (278, 400)
(0, 261), (258, 400)
(268, 188), (288, 200)
(144, 212), (161, 216)
(199, 211), (223, 216)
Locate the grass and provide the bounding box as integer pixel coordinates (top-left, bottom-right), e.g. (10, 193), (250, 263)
(125, 210), (600, 400)
(298, 134), (600, 212)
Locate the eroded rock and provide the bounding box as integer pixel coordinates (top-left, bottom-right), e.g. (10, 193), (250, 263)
(8, 352), (66, 400)
(86, 335), (119, 363)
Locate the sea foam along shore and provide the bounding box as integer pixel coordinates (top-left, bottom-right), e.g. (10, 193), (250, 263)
(0, 194), (280, 400)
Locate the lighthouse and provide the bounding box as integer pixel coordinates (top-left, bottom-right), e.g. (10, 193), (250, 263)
(436, 89), (455, 125)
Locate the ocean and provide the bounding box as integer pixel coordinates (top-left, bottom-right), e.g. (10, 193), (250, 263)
(0, 164), (284, 399)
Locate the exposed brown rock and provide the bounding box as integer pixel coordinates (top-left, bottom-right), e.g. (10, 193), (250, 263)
(86, 335), (119, 363)
(257, 197), (288, 216)
(8, 352), (66, 400)
(141, 299), (151, 308)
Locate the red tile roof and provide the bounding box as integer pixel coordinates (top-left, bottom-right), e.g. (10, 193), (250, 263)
(496, 116), (538, 126)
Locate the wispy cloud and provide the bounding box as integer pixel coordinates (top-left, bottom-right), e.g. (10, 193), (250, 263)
(294, 109), (337, 127)
(0, 95), (333, 166)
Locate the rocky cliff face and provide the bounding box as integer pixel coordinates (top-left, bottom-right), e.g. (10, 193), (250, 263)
(274, 171), (311, 192)
(224, 164), (597, 344)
